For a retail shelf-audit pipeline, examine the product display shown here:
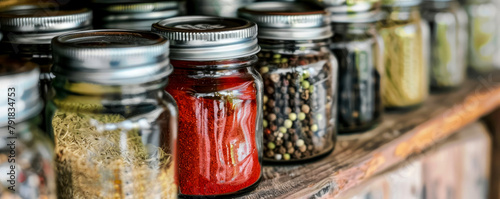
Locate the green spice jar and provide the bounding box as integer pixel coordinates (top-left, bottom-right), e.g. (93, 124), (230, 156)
(462, 0), (497, 73)
(91, 0), (179, 30)
(47, 30), (178, 199)
(379, 0), (430, 109)
(239, 2), (338, 162)
(0, 62), (56, 199)
(422, 0), (468, 90)
(326, 0), (384, 133)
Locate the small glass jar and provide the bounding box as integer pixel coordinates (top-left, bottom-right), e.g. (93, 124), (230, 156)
(152, 16), (262, 197)
(46, 30), (178, 198)
(91, 0), (179, 31)
(0, 64), (56, 199)
(239, 2), (338, 162)
(462, 0), (497, 73)
(326, 1), (384, 133)
(421, 0), (468, 90)
(186, 0), (255, 17)
(379, 0), (430, 110)
(0, 6), (92, 103)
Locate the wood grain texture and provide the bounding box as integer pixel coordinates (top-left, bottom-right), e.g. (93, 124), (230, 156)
(335, 122), (490, 199)
(238, 72), (500, 199)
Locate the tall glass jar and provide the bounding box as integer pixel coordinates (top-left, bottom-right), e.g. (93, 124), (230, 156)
(379, 0), (430, 110)
(152, 16), (262, 197)
(462, 0), (497, 73)
(239, 2), (338, 162)
(422, 0), (468, 90)
(46, 30), (178, 199)
(0, 63), (56, 198)
(326, 1), (384, 133)
(91, 0), (179, 30)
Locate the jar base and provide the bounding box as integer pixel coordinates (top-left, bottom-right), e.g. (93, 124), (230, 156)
(338, 118), (382, 134)
(263, 142), (336, 165)
(178, 176), (262, 199)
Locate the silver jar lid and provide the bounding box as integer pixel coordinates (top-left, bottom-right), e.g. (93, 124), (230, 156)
(0, 64), (42, 127)
(238, 2), (332, 40)
(0, 8), (92, 33)
(0, 7), (92, 46)
(152, 16), (260, 61)
(51, 30), (172, 85)
(92, 1), (180, 31)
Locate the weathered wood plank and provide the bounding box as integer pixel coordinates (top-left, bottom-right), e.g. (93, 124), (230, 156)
(239, 72), (500, 199)
(334, 122), (491, 199)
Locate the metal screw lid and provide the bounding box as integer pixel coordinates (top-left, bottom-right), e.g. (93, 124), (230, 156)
(92, 1), (179, 31)
(0, 8), (92, 32)
(0, 64), (42, 127)
(238, 2), (332, 40)
(152, 16), (260, 61)
(51, 30), (172, 85)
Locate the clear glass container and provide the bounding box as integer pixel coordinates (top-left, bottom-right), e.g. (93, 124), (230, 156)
(379, 4), (430, 110)
(239, 2), (338, 162)
(331, 19), (383, 133)
(422, 0), (468, 90)
(463, 0), (498, 73)
(0, 64), (56, 199)
(91, 0), (179, 31)
(152, 16), (262, 197)
(46, 30), (178, 199)
(256, 39), (338, 161)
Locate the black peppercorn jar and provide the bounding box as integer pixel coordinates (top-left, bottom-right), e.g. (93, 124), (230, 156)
(0, 5), (92, 130)
(239, 2), (338, 163)
(327, 2), (384, 133)
(91, 0), (179, 30)
(421, 0), (468, 90)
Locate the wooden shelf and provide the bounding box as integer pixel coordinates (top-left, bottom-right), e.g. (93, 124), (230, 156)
(239, 72), (500, 199)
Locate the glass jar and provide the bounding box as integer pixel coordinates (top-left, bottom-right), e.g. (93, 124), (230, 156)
(379, 1), (430, 110)
(421, 0), (468, 90)
(462, 0), (497, 73)
(0, 6), (92, 131)
(91, 0), (179, 30)
(239, 2), (338, 162)
(327, 1), (384, 133)
(46, 30), (178, 199)
(186, 0), (255, 17)
(152, 16), (262, 197)
(0, 6), (92, 103)
(0, 64), (56, 199)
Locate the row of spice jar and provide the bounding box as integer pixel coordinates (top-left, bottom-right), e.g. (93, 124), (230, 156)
(0, 0), (498, 198)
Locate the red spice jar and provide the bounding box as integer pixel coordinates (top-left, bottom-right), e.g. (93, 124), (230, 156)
(152, 16), (263, 197)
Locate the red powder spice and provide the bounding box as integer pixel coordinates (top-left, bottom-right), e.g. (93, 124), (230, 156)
(167, 61), (261, 196)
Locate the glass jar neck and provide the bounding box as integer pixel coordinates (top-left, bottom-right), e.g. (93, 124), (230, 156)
(52, 76), (168, 100)
(382, 6), (421, 21)
(258, 38), (329, 53)
(170, 55), (258, 70)
(331, 22), (375, 35)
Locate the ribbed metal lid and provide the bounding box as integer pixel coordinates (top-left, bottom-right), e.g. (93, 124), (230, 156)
(382, 0), (422, 7)
(0, 8), (92, 32)
(152, 16), (260, 61)
(238, 2), (332, 40)
(92, 1), (179, 30)
(0, 64), (42, 127)
(51, 30), (172, 85)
